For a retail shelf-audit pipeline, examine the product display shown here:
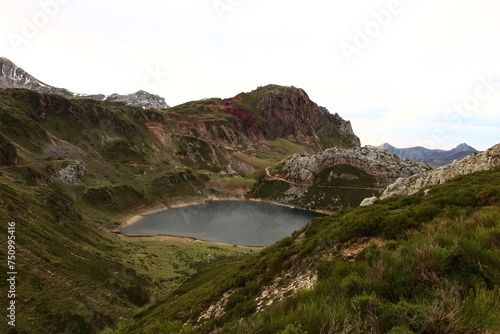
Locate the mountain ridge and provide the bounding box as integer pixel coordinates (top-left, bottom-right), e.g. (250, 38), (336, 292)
(0, 56), (170, 109)
(379, 142), (478, 166)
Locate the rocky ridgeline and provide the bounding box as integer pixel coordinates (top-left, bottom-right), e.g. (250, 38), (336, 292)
(219, 85), (359, 146)
(284, 146), (433, 185)
(0, 57), (169, 109)
(379, 143), (500, 199)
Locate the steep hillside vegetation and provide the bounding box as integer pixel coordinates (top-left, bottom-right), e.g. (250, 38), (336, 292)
(121, 167), (500, 334)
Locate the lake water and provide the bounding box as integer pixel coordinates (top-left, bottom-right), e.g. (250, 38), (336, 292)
(120, 200), (324, 246)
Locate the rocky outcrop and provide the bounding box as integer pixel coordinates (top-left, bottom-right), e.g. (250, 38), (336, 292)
(380, 143), (500, 199)
(359, 196), (377, 206)
(229, 156), (257, 176)
(284, 146), (433, 186)
(54, 161), (87, 185)
(0, 57), (169, 109)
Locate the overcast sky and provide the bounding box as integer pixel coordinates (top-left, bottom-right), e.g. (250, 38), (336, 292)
(2, 0), (499, 150)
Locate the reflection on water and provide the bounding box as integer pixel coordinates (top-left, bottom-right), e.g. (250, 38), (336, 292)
(121, 201), (324, 246)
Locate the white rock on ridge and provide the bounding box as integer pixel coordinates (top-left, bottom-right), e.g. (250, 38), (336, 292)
(380, 143), (500, 199)
(105, 90), (169, 109)
(283, 146), (433, 185)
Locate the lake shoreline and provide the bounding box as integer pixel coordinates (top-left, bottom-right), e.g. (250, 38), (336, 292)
(112, 196), (330, 247)
(118, 233), (265, 250)
(114, 195), (322, 232)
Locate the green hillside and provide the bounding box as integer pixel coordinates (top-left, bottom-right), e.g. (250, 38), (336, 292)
(120, 168), (500, 333)
(0, 86), (358, 333)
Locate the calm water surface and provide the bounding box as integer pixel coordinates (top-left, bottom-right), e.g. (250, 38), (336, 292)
(121, 201), (324, 246)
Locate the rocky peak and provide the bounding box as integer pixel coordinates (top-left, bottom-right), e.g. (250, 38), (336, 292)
(451, 143), (478, 153)
(379, 143), (396, 151)
(257, 86), (358, 139)
(1, 57), (39, 89)
(223, 85), (360, 147)
(1, 57), (75, 98)
(106, 90), (169, 109)
(0, 57), (169, 109)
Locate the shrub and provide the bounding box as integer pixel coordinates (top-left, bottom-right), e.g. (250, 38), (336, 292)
(341, 273), (364, 296)
(276, 323), (308, 334)
(460, 287), (500, 333)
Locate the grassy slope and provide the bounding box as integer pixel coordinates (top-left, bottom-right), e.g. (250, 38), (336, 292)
(121, 168), (500, 334)
(0, 162), (253, 334)
(0, 85), (353, 333)
(0, 85), (389, 333)
(0, 89), (250, 333)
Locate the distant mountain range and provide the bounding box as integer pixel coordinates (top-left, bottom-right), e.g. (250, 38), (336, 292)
(379, 143), (479, 167)
(0, 57), (169, 109)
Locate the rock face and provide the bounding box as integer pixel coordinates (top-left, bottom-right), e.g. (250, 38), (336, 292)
(284, 146), (433, 186)
(219, 85), (360, 147)
(381, 143), (500, 199)
(379, 142), (479, 167)
(0, 57), (169, 109)
(54, 161), (87, 185)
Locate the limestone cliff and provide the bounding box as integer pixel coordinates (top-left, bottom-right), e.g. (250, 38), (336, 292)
(380, 143), (500, 199)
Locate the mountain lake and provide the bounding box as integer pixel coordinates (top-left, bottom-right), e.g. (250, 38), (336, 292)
(120, 200), (325, 246)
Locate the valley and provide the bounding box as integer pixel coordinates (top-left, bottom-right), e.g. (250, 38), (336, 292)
(0, 57), (499, 333)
